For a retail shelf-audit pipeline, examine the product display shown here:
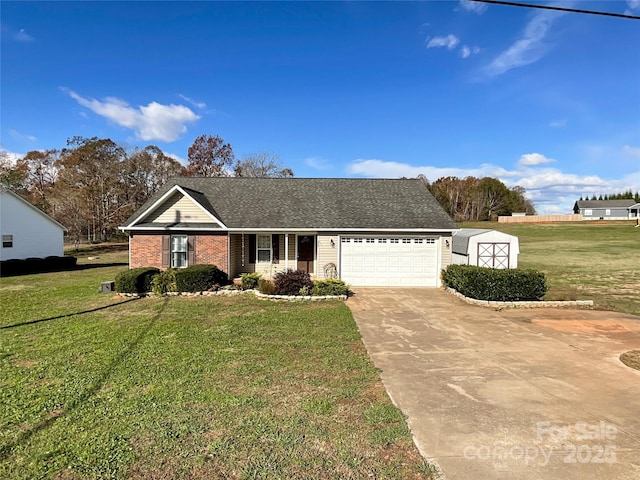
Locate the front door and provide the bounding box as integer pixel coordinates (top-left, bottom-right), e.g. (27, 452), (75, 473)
(297, 235), (314, 273)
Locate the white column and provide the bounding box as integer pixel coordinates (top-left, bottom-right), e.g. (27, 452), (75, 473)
(284, 233), (289, 270)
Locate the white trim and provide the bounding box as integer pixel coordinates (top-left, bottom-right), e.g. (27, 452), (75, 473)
(123, 185), (227, 229)
(284, 233), (289, 270)
(1, 190), (67, 232)
(227, 228), (458, 233)
(120, 226), (224, 232)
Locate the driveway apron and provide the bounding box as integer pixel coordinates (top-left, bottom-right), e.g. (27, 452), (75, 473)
(348, 288), (640, 480)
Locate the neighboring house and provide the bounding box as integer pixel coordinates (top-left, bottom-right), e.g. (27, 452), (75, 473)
(573, 200), (640, 220)
(120, 177), (459, 287)
(451, 229), (519, 269)
(0, 189), (67, 261)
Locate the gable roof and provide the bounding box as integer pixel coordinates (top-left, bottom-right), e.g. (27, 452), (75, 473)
(122, 177), (458, 231)
(575, 199), (636, 209)
(0, 189), (67, 232)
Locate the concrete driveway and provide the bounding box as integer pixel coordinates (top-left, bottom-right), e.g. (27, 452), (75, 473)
(348, 288), (640, 480)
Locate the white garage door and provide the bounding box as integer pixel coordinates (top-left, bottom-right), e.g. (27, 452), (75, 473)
(340, 236), (439, 287)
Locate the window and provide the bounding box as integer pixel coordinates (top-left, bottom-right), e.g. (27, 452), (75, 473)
(341, 237), (351, 243)
(584, 209), (592, 216)
(414, 239), (424, 244)
(257, 234), (272, 263)
(402, 238), (411, 243)
(2, 235), (13, 248)
(426, 238), (436, 244)
(390, 238), (399, 244)
(354, 238), (363, 243)
(366, 238), (375, 243)
(378, 238), (387, 243)
(171, 235), (188, 268)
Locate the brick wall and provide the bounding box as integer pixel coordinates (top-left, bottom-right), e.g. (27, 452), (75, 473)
(194, 234), (228, 273)
(129, 233), (228, 274)
(130, 234), (164, 269)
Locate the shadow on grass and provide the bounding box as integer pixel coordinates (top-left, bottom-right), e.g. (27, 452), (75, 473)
(0, 297), (140, 330)
(0, 297), (168, 462)
(0, 262), (127, 278)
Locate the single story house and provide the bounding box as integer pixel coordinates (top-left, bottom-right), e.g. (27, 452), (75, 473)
(0, 188), (67, 261)
(120, 177), (459, 287)
(573, 200), (640, 220)
(451, 228), (519, 269)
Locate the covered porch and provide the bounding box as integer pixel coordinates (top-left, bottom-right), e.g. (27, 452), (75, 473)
(229, 233), (336, 280)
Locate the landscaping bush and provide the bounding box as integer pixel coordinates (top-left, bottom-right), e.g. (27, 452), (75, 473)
(115, 267), (160, 294)
(442, 264), (547, 301)
(0, 255), (77, 276)
(258, 278), (276, 295)
(240, 272), (261, 290)
(272, 269), (314, 296)
(151, 268), (177, 295)
(313, 278), (350, 296)
(174, 264), (227, 293)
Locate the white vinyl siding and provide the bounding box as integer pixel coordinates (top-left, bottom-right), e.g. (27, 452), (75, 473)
(145, 192), (214, 224)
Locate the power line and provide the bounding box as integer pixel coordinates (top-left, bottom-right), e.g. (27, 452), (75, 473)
(468, 0), (640, 20)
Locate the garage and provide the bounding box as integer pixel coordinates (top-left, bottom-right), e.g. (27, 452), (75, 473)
(451, 229), (519, 269)
(339, 236), (440, 287)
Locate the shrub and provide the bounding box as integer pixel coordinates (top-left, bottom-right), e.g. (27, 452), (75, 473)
(258, 278), (276, 295)
(115, 267), (160, 294)
(174, 264), (227, 293)
(151, 268), (177, 295)
(442, 264), (547, 301)
(240, 272), (261, 290)
(313, 278), (350, 296)
(0, 255), (77, 276)
(272, 269), (314, 296)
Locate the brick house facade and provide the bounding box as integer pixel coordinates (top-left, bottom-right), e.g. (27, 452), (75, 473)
(130, 232), (228, 273)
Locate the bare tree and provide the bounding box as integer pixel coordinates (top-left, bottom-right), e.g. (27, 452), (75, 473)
(234, 152), (294, 178)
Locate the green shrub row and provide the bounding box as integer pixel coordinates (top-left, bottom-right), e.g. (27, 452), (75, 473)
(442, 264), (547, 301)
(115, 264), (228, 294)
(0, 255), (78, 277)
(115, 267), (160, 294)
(312, 278), (350, 296)
(175, 264), (226, 293)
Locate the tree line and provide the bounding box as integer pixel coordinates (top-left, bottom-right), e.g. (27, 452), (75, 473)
(0, 134), (293, 242)
(421, 175), (536, 222)
(578, 191), (640, 202)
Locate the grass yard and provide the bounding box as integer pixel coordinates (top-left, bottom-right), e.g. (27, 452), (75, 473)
(0, 247), (435, 479)
(461, 221), (640, 316)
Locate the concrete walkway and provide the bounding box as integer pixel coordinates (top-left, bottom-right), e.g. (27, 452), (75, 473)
(348, 288), (640, 479)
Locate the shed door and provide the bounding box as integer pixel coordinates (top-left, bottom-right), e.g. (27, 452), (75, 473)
(477, 242), (510, 269)
(340, 236), (439, 286)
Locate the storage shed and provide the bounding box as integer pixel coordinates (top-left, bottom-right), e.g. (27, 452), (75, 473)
(452, 229), (519, 269)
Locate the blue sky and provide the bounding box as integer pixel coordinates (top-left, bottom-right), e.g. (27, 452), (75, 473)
(2, 1), (639, 214)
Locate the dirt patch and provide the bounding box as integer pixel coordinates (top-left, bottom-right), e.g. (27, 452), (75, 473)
(532, 319), (639, 334)
(620, 350), (640, 371)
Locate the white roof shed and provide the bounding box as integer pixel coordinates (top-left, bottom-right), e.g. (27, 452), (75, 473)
(452, 228), (519, 269)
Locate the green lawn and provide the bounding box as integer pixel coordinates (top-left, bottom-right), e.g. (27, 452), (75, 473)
(461, 221), (640, 316)
(0, 249), (435, 479)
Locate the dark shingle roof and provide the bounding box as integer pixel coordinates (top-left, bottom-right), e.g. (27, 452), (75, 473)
(576, 200), (636, 208)
(124, 177), (457, 230)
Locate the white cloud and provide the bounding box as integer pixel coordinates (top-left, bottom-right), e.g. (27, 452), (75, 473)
(305, 157), (331, 170)
(484, 4), (571, 77)
(623, 145), (640, 158)
(178, 94), (206, 110)
(549, 119), (567, 128)
(347, 155), (638, 215)
(426, 34), (460, 50)
(63, 88), (200, 142)
(626, 0), (640, 11)
(458, 0), (488, 14)
(15, 28), (34, 42)
(8, 129), (37, 142)
(0, 150), (24, 165)
(518, 153), (555, 166)
(459, 45), (480, 59)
